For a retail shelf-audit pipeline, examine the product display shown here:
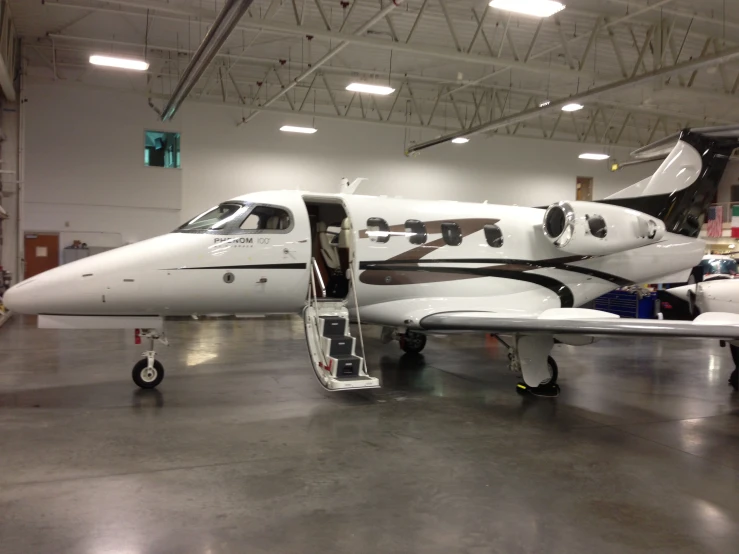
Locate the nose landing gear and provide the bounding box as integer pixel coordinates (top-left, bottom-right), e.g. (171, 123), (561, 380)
(133, 330), (168, 389)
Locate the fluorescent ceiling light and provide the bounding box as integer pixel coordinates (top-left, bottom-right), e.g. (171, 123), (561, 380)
(489, 0), (565, 18)
(280, 125), (317, 134)
(346, 83), (395, 95)
(562, 103), (584, 112)
(89, 55), (149, 71)
(579, 153), (610, 161)
(452, 137), (470, 144)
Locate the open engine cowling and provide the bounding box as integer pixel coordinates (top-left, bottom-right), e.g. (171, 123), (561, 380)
(542, 201), (665, 256)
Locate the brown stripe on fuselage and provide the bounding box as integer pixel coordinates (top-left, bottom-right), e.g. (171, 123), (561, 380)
(359, 269), (480, 286)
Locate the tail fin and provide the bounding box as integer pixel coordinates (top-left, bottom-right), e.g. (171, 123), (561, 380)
(600, 126), (739, 237)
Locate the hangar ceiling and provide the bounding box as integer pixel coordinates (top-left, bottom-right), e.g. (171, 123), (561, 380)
(10, 0), (739, 149)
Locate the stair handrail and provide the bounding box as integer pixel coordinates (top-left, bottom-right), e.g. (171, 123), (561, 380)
(309, 257), (318, 305)
(348, 265), (369, 376)
(311, 257), (326, 298)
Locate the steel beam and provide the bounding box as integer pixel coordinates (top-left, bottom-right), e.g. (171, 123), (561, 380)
(240, 0), (404, 126)
(407, 44), (739, 153)
(160, 0), (255, 121)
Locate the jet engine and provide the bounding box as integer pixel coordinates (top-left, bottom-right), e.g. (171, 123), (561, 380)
(542, 201), (665, 256)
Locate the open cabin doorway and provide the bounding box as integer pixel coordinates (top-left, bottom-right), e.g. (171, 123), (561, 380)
(303, 197), (353, 300)
(577, 177), (594, 201)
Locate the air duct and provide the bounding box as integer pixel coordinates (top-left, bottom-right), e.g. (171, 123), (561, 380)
(160, 0), (254, 122)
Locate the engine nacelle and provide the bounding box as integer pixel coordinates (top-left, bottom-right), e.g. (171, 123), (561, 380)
(542, 201), (665, 256)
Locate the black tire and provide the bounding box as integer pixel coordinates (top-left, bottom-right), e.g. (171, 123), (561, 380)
(541, 356), (559, 386)
(132, 359), (164, 389)
(399, 332), (427, 354)
(730, 369), (738, 392)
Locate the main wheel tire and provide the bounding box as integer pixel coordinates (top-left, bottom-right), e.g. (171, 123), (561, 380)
(132, 359), (164, 389)
(730, 369), (738, 392)
(541, 356), (559, 386)
(399, 332), (427, 354)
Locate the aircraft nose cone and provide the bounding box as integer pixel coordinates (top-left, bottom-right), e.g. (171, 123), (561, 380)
(2, 280), (36, 314)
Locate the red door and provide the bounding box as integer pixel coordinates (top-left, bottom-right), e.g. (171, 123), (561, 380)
(24, 233), (60, 279)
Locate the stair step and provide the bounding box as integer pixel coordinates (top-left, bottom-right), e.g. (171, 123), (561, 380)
(322, 336), (355, 357)
(321, 316), (347, 337)
(331, 355), (362, 378)
(336, 375), (375, 382)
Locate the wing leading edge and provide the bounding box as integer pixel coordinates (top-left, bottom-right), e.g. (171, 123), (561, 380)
(420, 309), (739, 340)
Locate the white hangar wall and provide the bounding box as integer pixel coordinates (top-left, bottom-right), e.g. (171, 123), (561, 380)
(24, 81), (654, 249)
(179, 102), (646, 220)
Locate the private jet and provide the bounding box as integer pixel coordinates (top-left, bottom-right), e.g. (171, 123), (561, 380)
(6, 127), (739, 396)
(669, 278), (739, 391)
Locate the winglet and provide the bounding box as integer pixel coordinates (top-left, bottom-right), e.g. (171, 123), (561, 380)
(340, 177), (367, 194)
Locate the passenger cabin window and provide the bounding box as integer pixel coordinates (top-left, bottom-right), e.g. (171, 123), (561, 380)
(367, 217), (390, 243)
(240, 206), (291, 232)
(405, 220), (427, 245)
(441, 222), (462, 246)
(484, 224), (504, 248)
(177, 203), (245, 231)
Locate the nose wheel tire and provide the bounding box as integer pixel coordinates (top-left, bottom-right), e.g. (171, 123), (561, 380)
(399, 332), (427, 354)
(730, 369), (738, 391)
(132, 359), (164, 389)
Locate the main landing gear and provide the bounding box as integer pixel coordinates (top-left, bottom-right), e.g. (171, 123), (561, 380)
(381, 327), (427, 354)
(499, 335), (560, 398)
(132, 329), (168, 389)
(399, 331), (427, 354)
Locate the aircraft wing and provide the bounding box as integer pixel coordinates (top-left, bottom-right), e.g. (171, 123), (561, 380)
(418, 308), (739, 340)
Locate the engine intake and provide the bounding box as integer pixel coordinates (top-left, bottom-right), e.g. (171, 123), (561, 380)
(542, 201), (665, 256)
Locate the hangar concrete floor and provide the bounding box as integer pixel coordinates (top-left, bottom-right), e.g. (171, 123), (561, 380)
(0, 316), (738, 553)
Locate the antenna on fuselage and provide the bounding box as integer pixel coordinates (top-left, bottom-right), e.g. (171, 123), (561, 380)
(340, 177), (367, 195)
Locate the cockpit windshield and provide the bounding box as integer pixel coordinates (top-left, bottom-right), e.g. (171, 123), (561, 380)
(701, 258), (739, 275)
(176, 202), (250, 232)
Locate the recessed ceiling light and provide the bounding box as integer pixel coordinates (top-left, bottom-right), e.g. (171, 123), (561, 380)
(280, 125), (317, 134)
(489, 0), (565, 18)
(579, 153), (610, 161)
(89, 55), (149, 71)
(562, 103), (584, 112)
(452, 137), (470, 144)
(346, 83), (395, 95)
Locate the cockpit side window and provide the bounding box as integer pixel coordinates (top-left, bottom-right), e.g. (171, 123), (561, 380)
(239, 205), (292, 232)
(174, 202), (293, 234)
(176, 203), (247, 232)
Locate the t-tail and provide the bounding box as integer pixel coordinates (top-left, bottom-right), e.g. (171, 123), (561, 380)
(600, 126), (739, 237)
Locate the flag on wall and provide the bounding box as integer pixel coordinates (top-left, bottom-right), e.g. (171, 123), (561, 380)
(707, 205), (723, 237)
(733, 206), (739, 238)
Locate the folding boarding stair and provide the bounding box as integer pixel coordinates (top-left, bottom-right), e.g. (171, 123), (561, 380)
(303, 260), (380, 391)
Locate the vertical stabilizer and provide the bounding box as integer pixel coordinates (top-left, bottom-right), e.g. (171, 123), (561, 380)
(600, 127), (739, 237)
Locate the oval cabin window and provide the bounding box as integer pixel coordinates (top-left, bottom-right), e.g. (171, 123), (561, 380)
(405, 220), (427, 245)
(484, 224), (504, 248)
(367, 217), (390, 243)
(441, 222), (462, 246)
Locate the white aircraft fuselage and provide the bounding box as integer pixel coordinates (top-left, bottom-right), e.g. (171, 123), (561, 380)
(3, 190), (703, 324)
